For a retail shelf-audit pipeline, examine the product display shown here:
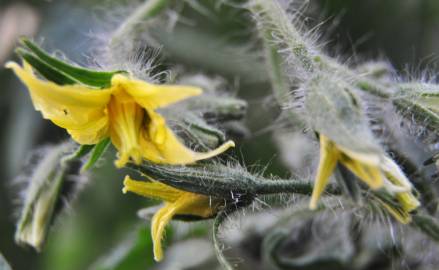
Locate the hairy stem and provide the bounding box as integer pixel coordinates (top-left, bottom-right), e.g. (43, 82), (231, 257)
(254, 178), (341, 196)
(110, 0), (171, 47)
(213, 209), (236, 270)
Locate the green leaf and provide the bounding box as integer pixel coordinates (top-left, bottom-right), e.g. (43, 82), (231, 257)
(81, 138), (111, 172)
(20, 38), (125, 88)
(0, 253), (12, 270)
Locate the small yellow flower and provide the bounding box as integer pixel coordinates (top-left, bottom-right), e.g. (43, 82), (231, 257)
(122, 176), (221, 261)
(310, 134), (420, 220)
(6, 60), (234, 167)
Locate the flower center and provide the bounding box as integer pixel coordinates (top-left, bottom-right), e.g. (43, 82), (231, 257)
(108, 90), (144, 167)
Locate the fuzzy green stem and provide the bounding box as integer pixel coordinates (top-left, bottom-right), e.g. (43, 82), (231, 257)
(254, 178), (341, 196)
(251, 0), (394, 99)
(110, 0), (171, 47)
(251, 0), (315, 73)
(263, 35), (290, 104)
(393, 98), (439, 130)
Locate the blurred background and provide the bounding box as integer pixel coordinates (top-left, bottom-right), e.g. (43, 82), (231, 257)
(1, 0), (439, 269)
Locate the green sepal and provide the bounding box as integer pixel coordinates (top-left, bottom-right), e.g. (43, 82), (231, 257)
(81, 138), (111, 172)
(19, 38), (125, 88)
(372, 191), (411, 223)
(63, 144), (95, 163)
(16, 48), (78, 85)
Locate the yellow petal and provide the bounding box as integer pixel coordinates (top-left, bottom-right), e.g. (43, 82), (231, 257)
(151, 193), (215, 261)
(66, 116), (109, 144)
(112, 74), (202, 109)
(108, 92), (144, 167)
(339, 154), (384, 189)
(395, 192), (420, 213)
(337, 145), (381, 167)
(380, 157), (420, 212)
(122, 174), (218, 261)
(6, 61), (112, 144)
(140, 110), (235, 164)
(381, 156), (412, 191)
(310, 135), (340, 210)
(122, 175), (182, 202)
(151, 202), (179, 261)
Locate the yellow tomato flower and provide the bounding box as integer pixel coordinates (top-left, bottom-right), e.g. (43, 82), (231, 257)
(122, 175), (221, 261)
(310, 134), (420, 220)
(6, 60), (235, 167)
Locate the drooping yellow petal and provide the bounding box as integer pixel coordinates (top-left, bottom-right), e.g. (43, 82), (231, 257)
(108, 90), (144, 167)
(112, 74), (202, 110)
(151, 202), (179, 261)
(6, 61), (112, 144)
(122, 175), (182, 202)
(310, 135), (340, 210)
(123, 176), (217, 262)
(140, 109), (235, 165)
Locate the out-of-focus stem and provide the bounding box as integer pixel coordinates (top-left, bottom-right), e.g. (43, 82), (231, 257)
(213, 209), (236, 270)
(110, 0), (171, 47)
(251, 0), (315, 74)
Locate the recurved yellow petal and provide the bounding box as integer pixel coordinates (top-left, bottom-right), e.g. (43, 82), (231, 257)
(122, 176), (182, 202)
(310, 135), (340, 210)
(140, 109), (235, 164)
(112, 74), (202, 109)
(6, 61), (112, 144)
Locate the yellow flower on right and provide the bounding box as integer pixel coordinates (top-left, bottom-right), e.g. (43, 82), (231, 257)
(310, 134), (420, 222)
